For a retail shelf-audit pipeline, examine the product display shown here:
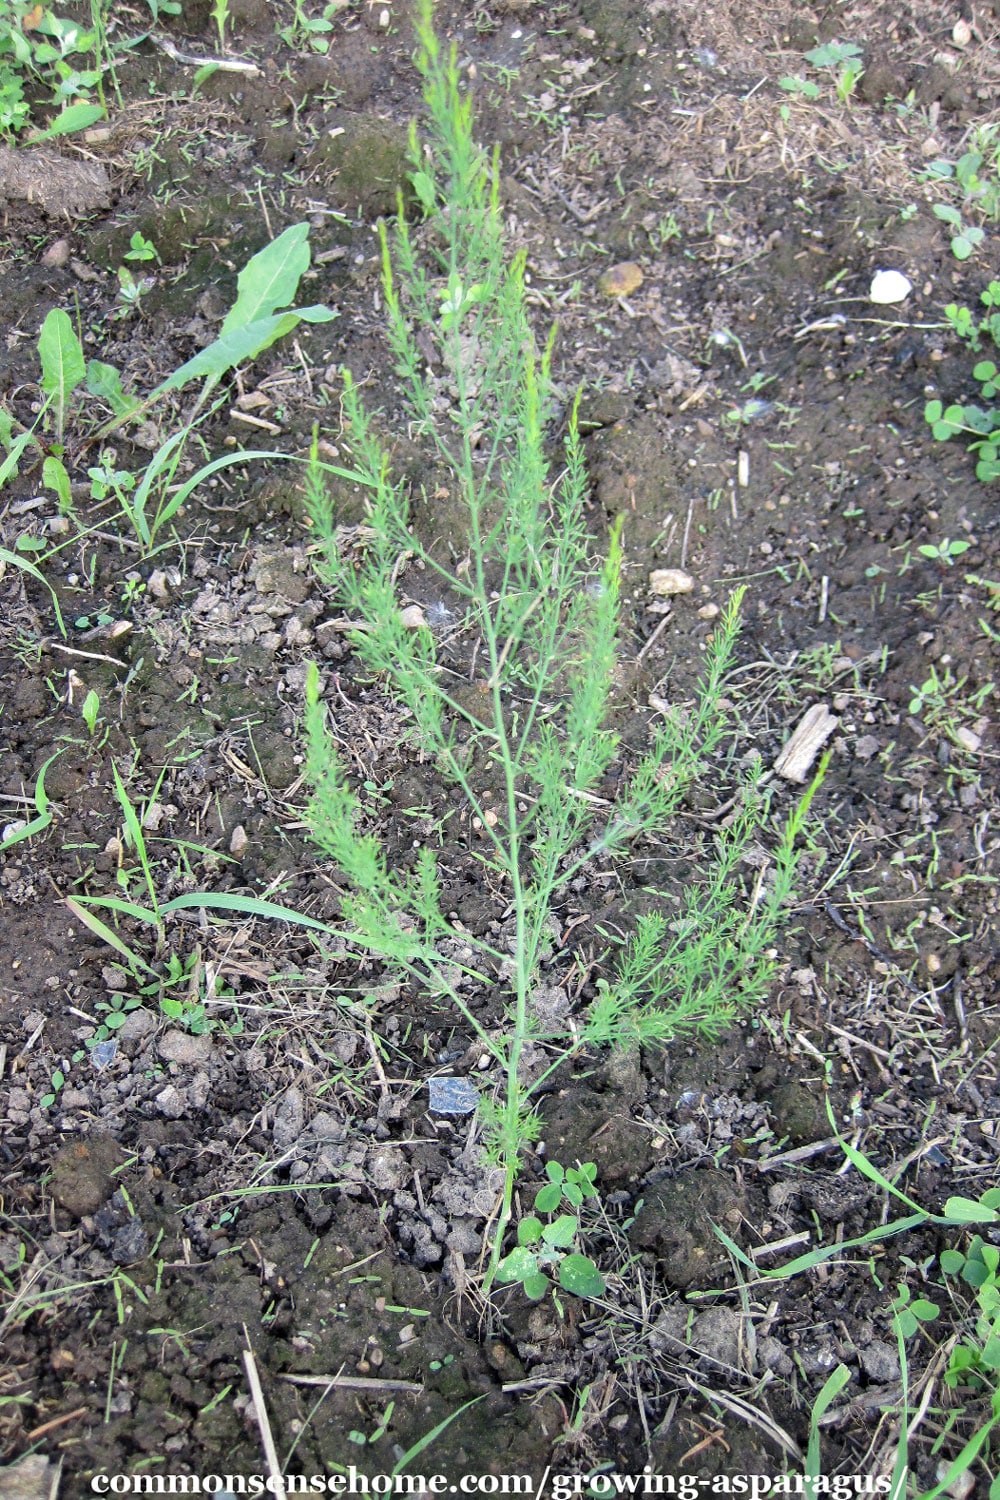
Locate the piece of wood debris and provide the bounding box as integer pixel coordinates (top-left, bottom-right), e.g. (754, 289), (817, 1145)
(773, 703), (838, 783)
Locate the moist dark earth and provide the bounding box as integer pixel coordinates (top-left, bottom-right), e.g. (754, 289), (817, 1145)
(2, 0), (1000, 1494)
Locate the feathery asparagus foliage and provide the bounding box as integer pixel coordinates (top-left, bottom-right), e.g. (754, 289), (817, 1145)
(303, 0), (810, 1291)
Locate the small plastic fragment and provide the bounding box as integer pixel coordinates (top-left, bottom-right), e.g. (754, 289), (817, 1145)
(91, 1039), (118, 1070)
(428, 1076), (480, 1115)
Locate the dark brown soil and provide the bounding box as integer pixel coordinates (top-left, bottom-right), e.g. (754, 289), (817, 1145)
(2, 0), (1000, 1495)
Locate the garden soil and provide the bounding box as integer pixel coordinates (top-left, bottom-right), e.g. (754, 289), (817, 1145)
(2, 0), (1000, 1493)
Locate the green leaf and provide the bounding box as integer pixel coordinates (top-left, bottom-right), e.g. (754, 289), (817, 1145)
(778, 75), (820, 98)
(933, 202), (963, 226)
(87, 360), (140, 419)
(534, 1182), (562, 1214)
(558, 1254), (606, 1299)
(411, 170), (436, 211)
(495, 1247), (538, 1284)
(221, 222), (312, 336)
(27, 100), (105, 141)
(42, 455), (72, 512)
(516, 1216), (543, 1246)
(541, 1215), (577, 1249)
(804, 40), (862, 68)
(545, 1161), (565, 1184)
(523, 1271), (550, 1301)
(0, 429), (33, 487)
(191, 62), (219, 93)
(974, 361), (998, 382)
(0, 547), (66, 636)
(924, 399), (943, 423)
(64, 898), (157, 976)
(944, 1195), (1000, 1224)
(38, 308), (85, 422)
(154, 306), (336, 393)
(953, 235), (974, 260)
(390, 1396), (485, 1479)
(940, 1249), (966, 1275)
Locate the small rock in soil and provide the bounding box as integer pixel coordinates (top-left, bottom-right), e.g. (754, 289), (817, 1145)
(0, 1452), (57, 1498)
(49, 1135), (126, 1218)
(118, 1007), (157, 1042)
(859, 1339), (901, 1383)
(598, 261), (643, 297)
(649, 567), (695, 596)
(767, 1080), (828, 1145)
(757, 1335), (794, 1375)
(41, 237), (71, 267)
(159, 1029), (213, 1066)
(273, 1085), (305, 1149)
(155, 1084), (187, 1119)
(112, 1217), (150, 1265)
(691, 1306), (744, 1369)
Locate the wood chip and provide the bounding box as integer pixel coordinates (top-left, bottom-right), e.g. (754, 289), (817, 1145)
(773, 704), (838, 783)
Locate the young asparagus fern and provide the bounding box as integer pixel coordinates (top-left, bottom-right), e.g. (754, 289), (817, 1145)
(303, 0), (811, 1292)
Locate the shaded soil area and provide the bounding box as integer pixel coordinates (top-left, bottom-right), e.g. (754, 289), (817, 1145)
(2, 0), (1000, 1494)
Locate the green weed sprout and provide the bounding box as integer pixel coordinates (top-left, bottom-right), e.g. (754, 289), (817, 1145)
(303, 0), (810, 1291)
(0, 224), (358, 560)
(496, 1162), (606, 1301)
(0, 0), (107, 140)
(926, 281), (1000, 483)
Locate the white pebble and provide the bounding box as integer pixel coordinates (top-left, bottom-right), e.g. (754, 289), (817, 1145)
(870, 269), (912, 305)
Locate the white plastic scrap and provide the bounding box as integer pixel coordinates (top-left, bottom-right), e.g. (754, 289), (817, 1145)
(870, 269), (912, 305)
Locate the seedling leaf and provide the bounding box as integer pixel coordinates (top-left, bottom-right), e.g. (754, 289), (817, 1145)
(558, 1254), (606, 1298)
(38, 308), (85, 433)
(155, 306), (337, 394)
(944, 1195), (1000, 1224)
(221, 222), (312, 334)
(541, 1215), (577, 1250)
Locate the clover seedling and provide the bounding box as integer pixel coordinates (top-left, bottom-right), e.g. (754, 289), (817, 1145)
(940, 1224), (1000, 1392)
(890, 1282), (940, 1340)
(534, 1160), (600, 1213)
(124, 231), (160, 265)
(496, 1161), (606, 1302)
(932, 202), (986, 261)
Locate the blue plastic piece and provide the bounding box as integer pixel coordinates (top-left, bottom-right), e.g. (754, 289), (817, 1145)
(428, 1076), (479, 1116)
(91, 1039), (118, 1070)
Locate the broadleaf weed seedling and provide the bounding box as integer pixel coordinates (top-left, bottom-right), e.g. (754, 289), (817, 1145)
(799, 40), (864, 106)
(926, 281), (1000, 482)
(496, 1159), (606, 1303)
(0, 0), (106, 139)
(716, 1115), (1000, 1496)
(302, 0), (818, 1291)
(1, 224), (364, 566)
